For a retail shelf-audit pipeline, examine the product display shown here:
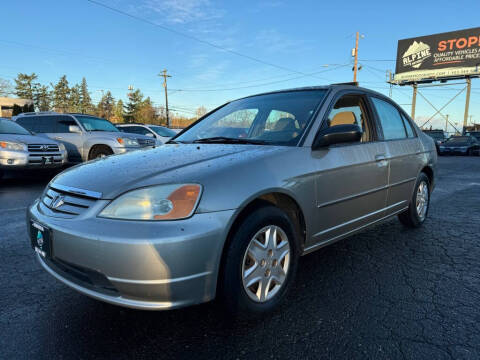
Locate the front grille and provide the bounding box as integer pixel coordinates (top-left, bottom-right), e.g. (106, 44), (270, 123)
(42, 186), (98, 216)
(28, 144), (63, 165)
(137, 138), (155, 146)
(28, 144), (59, 152)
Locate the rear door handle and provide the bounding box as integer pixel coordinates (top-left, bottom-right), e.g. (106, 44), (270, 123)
(375, 154), (387, 161)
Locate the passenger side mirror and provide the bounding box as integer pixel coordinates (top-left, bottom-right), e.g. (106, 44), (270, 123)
(312, 124), (362, 149)
(145, 132), (155, 138)
(68, 125), (82, 133)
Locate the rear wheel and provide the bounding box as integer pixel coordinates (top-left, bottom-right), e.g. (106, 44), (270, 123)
(219, 205), (299, 316)
(398, 172), (430, 228)
(89, 145), (113, 160)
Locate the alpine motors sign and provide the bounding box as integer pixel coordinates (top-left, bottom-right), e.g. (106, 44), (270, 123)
(394, 27), (480, 83)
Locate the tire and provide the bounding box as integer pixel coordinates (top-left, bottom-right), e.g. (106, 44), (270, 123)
(219, 205), (299, 316)
(89, 145), (113, 160)
(467, 148), (473, 156)
(398, 172), (430, 228)
(0, 169), (3, 180)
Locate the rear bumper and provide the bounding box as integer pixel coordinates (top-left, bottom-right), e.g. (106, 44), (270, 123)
(28, 200), (234, 310)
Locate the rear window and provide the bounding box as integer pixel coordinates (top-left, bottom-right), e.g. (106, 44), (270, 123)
(371, 97), (407, 140)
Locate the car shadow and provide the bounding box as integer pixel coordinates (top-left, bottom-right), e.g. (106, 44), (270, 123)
(37, 216), (427, 359)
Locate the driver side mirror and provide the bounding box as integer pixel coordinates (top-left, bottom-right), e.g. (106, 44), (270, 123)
(68, 125), (82, 133)
(312, 124), (362, 149)
(145, 132), (155, 138)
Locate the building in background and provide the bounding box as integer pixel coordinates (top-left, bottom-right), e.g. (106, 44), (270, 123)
(0, 97), (34, 118)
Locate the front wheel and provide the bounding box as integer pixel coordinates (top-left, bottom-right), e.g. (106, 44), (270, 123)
(398, 173), (430, 228)
(89, 146), (113, 160)
(219, 205), (299, 316)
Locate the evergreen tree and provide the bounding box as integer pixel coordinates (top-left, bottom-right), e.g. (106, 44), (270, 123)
(69, 84), (82, 113)
(125, 89), (143, 122)
(52, 75), (70, 113)
(14, 73), (39, 100)
(79, 77), (92, 114)
(97, 91), (115, 119)
(35, 85), (52, 111)
(12, 104), (23, 116)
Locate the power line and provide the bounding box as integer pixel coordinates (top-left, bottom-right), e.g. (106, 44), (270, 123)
(169, 64), (349, 92)
(85, 0), (330, 81)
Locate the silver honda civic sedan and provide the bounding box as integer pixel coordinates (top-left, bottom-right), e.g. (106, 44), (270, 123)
(27, 84), (436, 315)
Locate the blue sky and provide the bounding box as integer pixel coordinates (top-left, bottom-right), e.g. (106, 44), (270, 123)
(2, 0), (479, 130)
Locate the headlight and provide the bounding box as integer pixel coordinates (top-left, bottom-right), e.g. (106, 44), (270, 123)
(0, 141), (26, 151)
(58, 143), (66, 151)
(99, 184), (202, 220)
(117, 137), (139, 147)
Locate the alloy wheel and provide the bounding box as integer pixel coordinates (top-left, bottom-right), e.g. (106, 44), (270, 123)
(416, 180), (429, 221)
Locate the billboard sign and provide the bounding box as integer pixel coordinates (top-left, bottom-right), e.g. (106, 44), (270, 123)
(394, 27), (480, 83)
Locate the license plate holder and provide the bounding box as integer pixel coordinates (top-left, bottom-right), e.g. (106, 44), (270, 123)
(30, 221), (52, 258)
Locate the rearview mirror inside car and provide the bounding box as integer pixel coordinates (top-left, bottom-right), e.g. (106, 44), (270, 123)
(68, 125), (82, 133)
(312, 124), (362, 149)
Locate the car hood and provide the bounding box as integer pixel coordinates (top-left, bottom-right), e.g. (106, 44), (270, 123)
(443, 142), (469, 147)
(0, 133), (59, 145)
(52, 144), (279, 199)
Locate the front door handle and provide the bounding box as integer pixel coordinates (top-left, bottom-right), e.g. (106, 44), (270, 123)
(375, 154), (387, 161)
(54, 137), (63, 140)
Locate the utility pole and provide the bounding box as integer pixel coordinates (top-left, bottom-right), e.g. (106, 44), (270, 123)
(463, 77), (471, 133)
(411, 84), (417, 120)
(445, 114), (449, 134)
(352, 32), (359, 83)
(159, 70), (171, 127)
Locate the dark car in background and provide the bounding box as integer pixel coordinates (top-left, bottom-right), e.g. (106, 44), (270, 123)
(423, 129), (446, 153)
(438, 136), (480, 156)
(465, 131), (480, 142)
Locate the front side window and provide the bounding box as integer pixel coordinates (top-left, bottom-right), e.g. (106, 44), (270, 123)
(75, 116), (119, 132)
(371, 97), (407, 140)
(326, 95), (373, 142)
(175, 90), (326, 146)
(54, 116), (78, 133)
(0, 119), (31, 135)
(120, 126), (150, 135)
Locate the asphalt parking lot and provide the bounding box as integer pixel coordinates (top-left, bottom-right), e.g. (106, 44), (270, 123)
(1, 156), (479, 359)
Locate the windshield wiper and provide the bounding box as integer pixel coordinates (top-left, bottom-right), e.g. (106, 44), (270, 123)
(192, 137), (267, 145)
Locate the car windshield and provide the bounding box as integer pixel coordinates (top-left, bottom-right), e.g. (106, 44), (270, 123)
(465, 132), (480, 139)
(149, 126), (176, 137)
(75, 115), (119, 132)
(174, 90), (327, 146)
(0, 119), (31, 135)
(446, 137), (470, 143)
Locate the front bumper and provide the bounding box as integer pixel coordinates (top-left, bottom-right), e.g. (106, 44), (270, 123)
(0, 149), (67, 169)
(439, 147), (468, 155)
(28, 199), (234, 310)
(113, 146), (155, 155)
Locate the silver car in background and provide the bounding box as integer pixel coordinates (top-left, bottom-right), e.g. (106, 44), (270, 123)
(27, 85), (436, 315)
(116, 123), (177, 145)
(14, 112), (156, 162)
(0, 118), (66, 179)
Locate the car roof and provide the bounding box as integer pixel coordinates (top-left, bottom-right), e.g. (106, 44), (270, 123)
(237, 84), (389, 101)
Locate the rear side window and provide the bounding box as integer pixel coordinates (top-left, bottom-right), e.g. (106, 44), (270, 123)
(371, 98), (407, 140)
(401, 113), (416, 138)
(17, 116), (55, 133)
(122, 126), (152, 136)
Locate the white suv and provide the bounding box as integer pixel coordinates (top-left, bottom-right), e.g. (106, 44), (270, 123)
(117, 123), (177, 145)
